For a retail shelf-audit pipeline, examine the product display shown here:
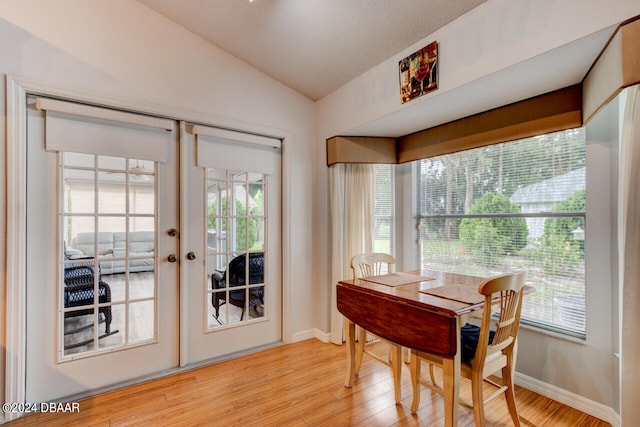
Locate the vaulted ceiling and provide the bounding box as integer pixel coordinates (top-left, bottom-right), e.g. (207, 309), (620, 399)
(137, 0), (485, 101)
(137, 1), (617, 138)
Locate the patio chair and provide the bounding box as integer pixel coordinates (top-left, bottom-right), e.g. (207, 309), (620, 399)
(64, 259), (118, 349)
(211, 252), (265, 322)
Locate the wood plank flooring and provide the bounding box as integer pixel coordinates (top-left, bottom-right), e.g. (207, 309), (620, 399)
(7, 339), (611, 426)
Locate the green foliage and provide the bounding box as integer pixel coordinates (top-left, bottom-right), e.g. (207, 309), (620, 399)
(539, 189), (585, 275)
(459, 193), (528, 266)
(416, 129), (586, 220)
(207, 193), (262, 252)
(207, 202), (217, 227)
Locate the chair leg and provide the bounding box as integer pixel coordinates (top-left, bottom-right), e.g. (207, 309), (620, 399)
(471, 371), (486, 427)
(214, 297), (224, 319)
(502, 353), (521, 426)
(63, 311), (119, 351)
(101, 307), (112, 334)
(410, 350), (421, 414)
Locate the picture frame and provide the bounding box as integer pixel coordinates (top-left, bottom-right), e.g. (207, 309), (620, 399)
(399, 41), (438, 103)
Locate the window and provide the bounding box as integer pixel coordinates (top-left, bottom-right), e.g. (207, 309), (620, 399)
(414, 129), (586, 337)
(207, 169), (267, 327)
(61, 153), (157, 356)
(374, 164), (394, 254)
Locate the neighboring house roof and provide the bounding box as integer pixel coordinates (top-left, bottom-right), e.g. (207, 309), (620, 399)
(510, 167), (585, 204)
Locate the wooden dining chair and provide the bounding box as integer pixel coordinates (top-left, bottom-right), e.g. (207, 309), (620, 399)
(410, 271), (526, 426)
(350, 252), (404, 404)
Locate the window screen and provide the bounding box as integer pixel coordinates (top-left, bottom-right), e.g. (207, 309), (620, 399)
(374, 164), (394, 255)
(415, 128), (586, 337)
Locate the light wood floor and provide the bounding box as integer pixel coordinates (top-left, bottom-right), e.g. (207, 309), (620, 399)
(7, 339), (610, 427)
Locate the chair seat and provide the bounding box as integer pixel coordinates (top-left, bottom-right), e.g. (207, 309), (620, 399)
(65, 282), (110, 306)
(460, 323), (495, 365)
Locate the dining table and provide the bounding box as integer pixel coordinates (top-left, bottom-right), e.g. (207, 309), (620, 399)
(336, 269), (490, 427)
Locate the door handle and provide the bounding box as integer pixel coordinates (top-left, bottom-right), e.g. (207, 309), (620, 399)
(168, 254), (177, 263)
(186, 252), (196, 261)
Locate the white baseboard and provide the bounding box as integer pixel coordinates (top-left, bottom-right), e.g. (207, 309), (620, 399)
(290, 328), (331, 344)
(515, 372), (620, 426)
(313, 329), (332, 343)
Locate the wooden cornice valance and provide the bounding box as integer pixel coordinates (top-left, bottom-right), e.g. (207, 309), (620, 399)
(397, 85), (582, 164)
(325, 85), (581, 166)
(583, 15), (640, 124)
(326, 15), (640, 166)
(326, 136), (396, 166)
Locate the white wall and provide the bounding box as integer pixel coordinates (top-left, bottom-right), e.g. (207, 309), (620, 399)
(315, 0), (640, 416)
(516, 114), (617, 406)
(0, 0), (316, 404)
(1, 0), (637, 419)
(317, 0), (640, 139)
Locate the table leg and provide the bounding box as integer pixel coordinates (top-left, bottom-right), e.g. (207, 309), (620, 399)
(391, 344), (402, 404)
(442, 320), (461, 427)
(344, 318), (356, 388)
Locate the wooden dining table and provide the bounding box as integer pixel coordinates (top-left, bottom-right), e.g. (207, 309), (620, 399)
(336, 269), (489, 427)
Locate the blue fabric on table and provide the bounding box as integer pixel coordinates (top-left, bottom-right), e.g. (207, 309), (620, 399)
(460, 323), (495, 365)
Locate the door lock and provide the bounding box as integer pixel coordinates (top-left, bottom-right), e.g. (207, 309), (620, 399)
(167, 254), (177, 263)
(186, 252), (196, 261)
(167, 228), (178, 237)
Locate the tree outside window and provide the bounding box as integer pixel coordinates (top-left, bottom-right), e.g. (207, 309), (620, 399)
(416, 128), (586, 337)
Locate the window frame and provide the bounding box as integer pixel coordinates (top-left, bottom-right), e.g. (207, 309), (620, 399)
(411, 129), (588, 339)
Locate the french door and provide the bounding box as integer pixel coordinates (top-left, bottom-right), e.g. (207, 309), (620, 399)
(25, 97), (180, 402)
(23, 96), (282, 403)
(180, 123), (282, 364)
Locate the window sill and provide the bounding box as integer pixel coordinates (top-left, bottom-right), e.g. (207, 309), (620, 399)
(520, 321), (587, 345)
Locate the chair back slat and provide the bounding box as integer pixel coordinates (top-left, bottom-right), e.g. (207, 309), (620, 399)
(350, 253), (395, 279)
(491, 289), (522, 346)
(473, 272), (526, 371)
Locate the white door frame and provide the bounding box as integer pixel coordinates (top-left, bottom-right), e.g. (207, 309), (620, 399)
(4, 75), (292, 421)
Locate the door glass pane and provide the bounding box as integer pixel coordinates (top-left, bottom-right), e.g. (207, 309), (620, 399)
(207, 181), (225, 252)
(98, 172), (126, 214)
(251, 218), (265, 252)
(129, 158), (155, 215)
(207, 169), (266, 328)
(64, 169), (95, 214)
(129, 301), (155, 343)
(61, 151), (157, 358)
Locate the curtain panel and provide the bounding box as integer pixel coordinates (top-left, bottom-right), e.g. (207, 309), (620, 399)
(329, 164), (375, 344)
(620, 84), (640, 425)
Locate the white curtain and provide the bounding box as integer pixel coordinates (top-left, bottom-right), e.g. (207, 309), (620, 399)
(329, 163), (375, 344)
(620, 84), (640, 425)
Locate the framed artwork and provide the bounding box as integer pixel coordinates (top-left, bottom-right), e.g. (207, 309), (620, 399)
(399, 41), (438, 103)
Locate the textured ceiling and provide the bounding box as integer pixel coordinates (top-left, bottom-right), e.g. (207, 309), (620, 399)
(138, 0), (485, 100)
